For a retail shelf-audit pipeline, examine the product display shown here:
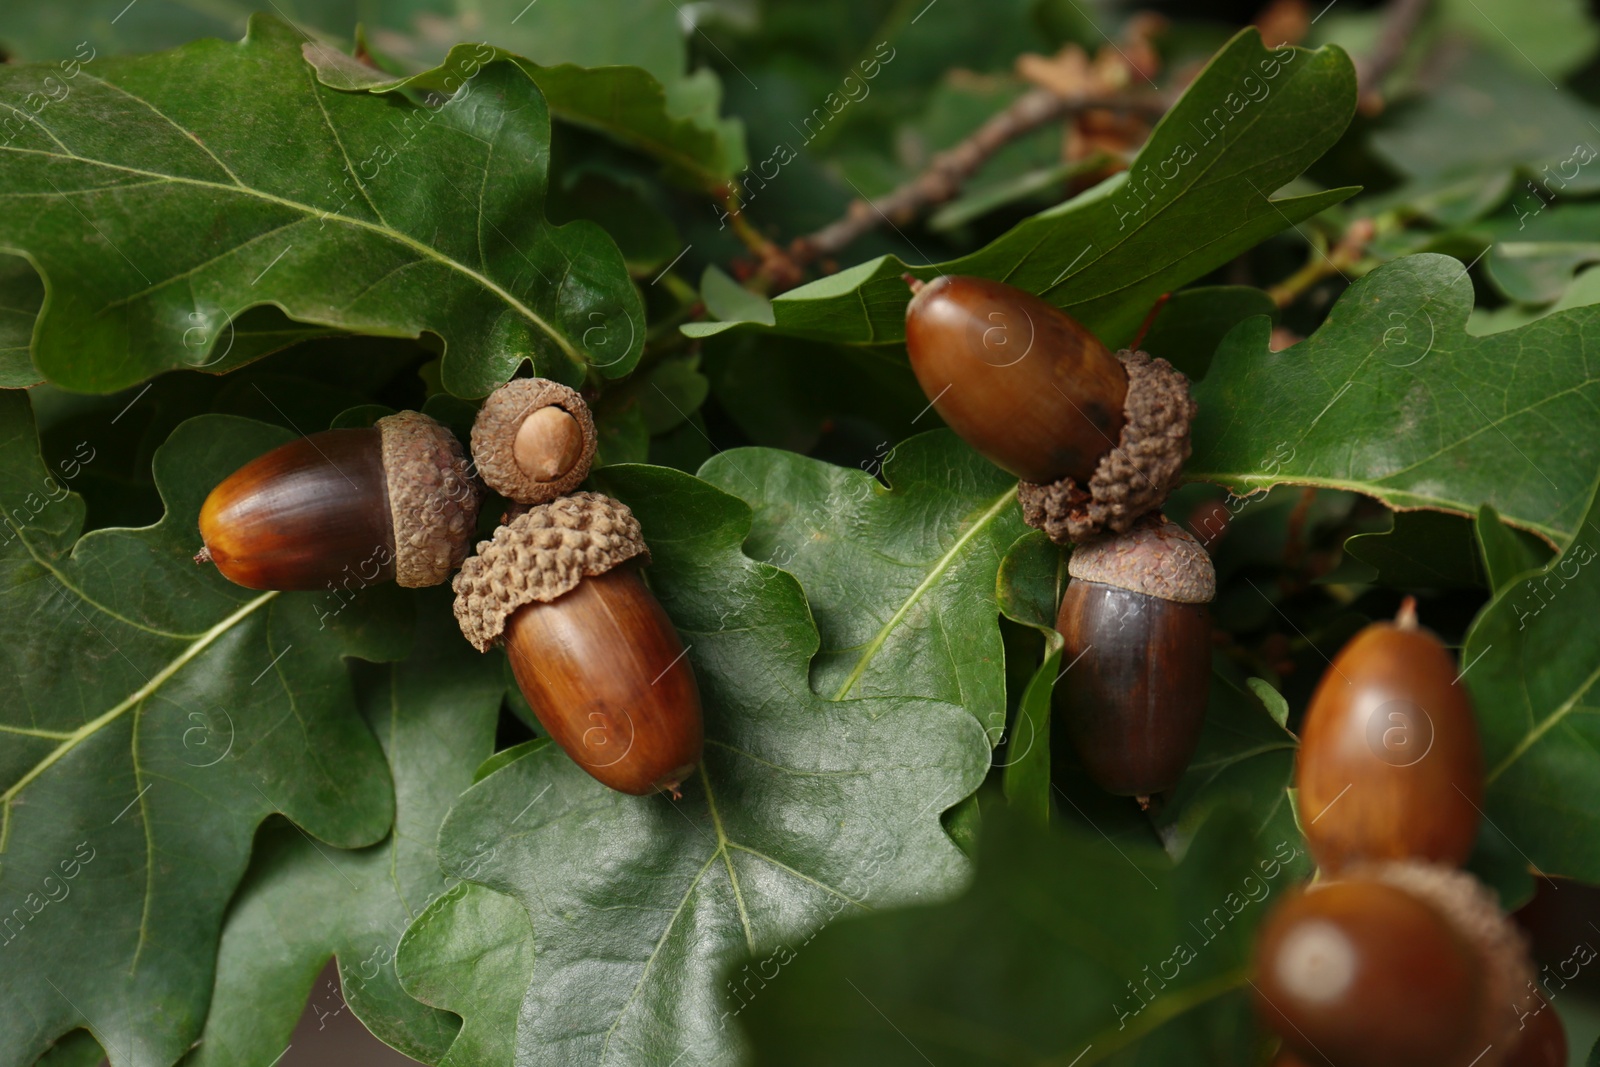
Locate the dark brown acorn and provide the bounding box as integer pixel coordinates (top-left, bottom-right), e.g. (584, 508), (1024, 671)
(904, 274), (1128, 484)
(197, 411), (478, 590)
(1254, 864), (1533, 1067)
(1296, 598), (1484, 873)
(453, 492), (702, 796)
(1053, 516), (1214, 800)
(470, 377), (597, 505)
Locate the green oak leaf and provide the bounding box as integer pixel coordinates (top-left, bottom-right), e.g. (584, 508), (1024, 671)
(182, 588), (503, 1066)
(1188, 253), (1600, 544)
(737, 805), (1305, 1065)
(0, 253), (42, 386)
(0, 0), (694, 90)
(1137, 286), (1277, 383)
(699, 430), (1026, 739)
(434, 462), (989, 1065)
(1154, 673), (1305, 857)
(396, 881), (537, 1067)
(0, 396), (400, 1067)
(1476, 504), (1554, 593)
(683, 29), (1357, 348)
(994, 529), (1065, 824)
(307, 42), (745, 191)
(1341, 509), (1488, 588)
(1465, 470), (1600, 881)
(0, 16), (642, 395)
(1370, 46), (1600, 196)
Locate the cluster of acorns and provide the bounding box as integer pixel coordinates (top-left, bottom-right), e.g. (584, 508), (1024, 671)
(903, 276), (1564, 1064)
(904, 273), (1212, 801)
(196, 381), (703, 797)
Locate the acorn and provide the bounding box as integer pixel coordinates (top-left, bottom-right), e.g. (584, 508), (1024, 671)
(196, 411), (479, 590)
(1254, 862), (1534, 1067)
(469, 377), (597, 505)
(452, 492), (703, 796)
(1296, 598), (1484, 873)
(1053, 515), (1214, 800)
(903, 274), (1196, 544)
(1505, 1001), (1566, 1067)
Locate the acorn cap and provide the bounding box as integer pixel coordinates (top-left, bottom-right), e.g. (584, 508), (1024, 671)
(452, 491), (649, 652)
(1339, 861), (1535, 1067)
(471, 378), (597, 505)
(1019, 349), (1196, 544)
(377, 411), (481, 588)
(1067, 514), (1215, 603)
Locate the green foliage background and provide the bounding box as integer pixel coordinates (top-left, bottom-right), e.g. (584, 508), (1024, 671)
(1, 1), (1599, 1065)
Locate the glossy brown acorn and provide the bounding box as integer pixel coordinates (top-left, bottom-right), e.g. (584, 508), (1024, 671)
(903, 274), (1128, 484)
(452, 492), (703, 797)
(1054, 517), (1214, 799)
(1254, 868), (1532, 1067)
(1296, 598), (1484, 873)
(197, 411), (478, 591)
(504, 567), (702, 796)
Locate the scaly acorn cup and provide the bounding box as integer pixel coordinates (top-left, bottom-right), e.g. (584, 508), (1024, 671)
(196, 410), (479, 590)
(902, 274), (1196, 544)
(470, 377), (598, 505)
(452, 492), (703, 797)
(1296, 598), (1484, 873)
(1253, 862), (1535, 1067)
(1053, 515), (1214, 801)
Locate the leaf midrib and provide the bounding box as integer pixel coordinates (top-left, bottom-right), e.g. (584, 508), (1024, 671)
(831, 487), (1015, 701)
(0, 589), (277, 846)
(0, 133), (583, 367)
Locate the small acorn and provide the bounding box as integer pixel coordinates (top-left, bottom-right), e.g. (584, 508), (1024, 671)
(196, 411), (479, 590)
(1054, 515), (1214, 800)
(1254, 863), (1534, 1067)
(1296, 598), (1484, 873)
(470, 377), (597, 505)
(453, 492), (703, 797)
(903, 274), (1196, 543)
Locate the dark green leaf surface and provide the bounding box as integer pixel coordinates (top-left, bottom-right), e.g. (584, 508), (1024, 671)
(396, 882), (536, 1067)
(995, 530), (1065, 824)
(699, 431), (1025, 738)
(0, 17), (641, 395)
(1189, 254), (1600, 543)
(1342, 509), (1487, 588)
(684, 30), (1357, 348)
(738, 806), (1302, 1065)
(1476, 504), (1554, 593)
(1466, 471), (1600, 881)
(0, 396), (398, 1067)
(1155, 674), (1305, 854)
(1138, 286), (1276, 383)
(308, 42), (745, 190)
(434, 463), (989, 1065)
(183, 590), (502, 1066)
(0, 253), (43, 387)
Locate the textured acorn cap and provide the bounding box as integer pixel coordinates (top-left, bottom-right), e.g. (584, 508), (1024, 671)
(452, 491), (649, 651)
(1019, 350), (1196, 544)
(471, 378), (597, 505)
(1337, 861), (1535, 1067)
(377, 411), (480, 588)
(1067, 514), (1215, 603)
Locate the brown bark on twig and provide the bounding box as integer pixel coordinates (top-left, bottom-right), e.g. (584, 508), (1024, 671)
(785, 87), (1168, 268)
(1355, 0), (1434, 113)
